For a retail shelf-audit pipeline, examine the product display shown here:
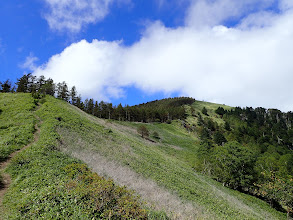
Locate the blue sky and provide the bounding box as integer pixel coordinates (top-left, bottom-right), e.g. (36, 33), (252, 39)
(1, 0), (293, 110)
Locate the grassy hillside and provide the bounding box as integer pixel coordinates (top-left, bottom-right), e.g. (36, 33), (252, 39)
(0, 93), (152, 219)
(0, 94), (288, 219)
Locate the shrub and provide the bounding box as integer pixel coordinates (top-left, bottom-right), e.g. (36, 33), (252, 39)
(202, 107), (208, 116)
(137, 125), (149, 138)
(215, 107), (226, 116)
(152, 131), (160, 139)
(63, 163), (147, 219)
(213, 131), (227, 145)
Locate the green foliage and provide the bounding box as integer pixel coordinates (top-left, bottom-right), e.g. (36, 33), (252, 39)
(212, 142), (257, 190)
(213, 131), (227, 146)
(62, 163), (147, 219)
(0, 79), (12, 93)
(137, 125), (149, 138)
(257, 171), (293, 214)
(215, 107), (226, 116)
(224, 121), (231, 131)
(152, 131), (160, 139)
(202, 107), (208, 116)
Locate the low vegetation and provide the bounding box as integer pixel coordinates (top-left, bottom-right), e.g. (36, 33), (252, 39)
(0, 94), (150, 219)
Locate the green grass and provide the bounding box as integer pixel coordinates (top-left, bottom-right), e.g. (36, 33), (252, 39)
(40, 97), (285, 219)
(1, 94), (150, 219)
(1, 94), (287, 219)
(0, 93), (36, 161)
(185, 100), (233, 127)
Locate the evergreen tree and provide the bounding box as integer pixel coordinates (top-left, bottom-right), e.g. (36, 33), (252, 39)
(214, 131), (227, 145)
(43, 78), (55, 96)
(0, 80), (12, 93)
(215, 107), (226, 116)
(93, 101), (99, 117)
(83, 98), (89, 113)
(116, 103), (124, 121)
(27, 74), (37, 93)
(76, 95), (84, 110)
(16, 74), (29, 92)
(107, 103), (113, 119)
(202, 107), (208, 116)
(224, 121), (231, 131)
(36, 75), (46, 94)
(99, 101), (108, 118)
(56, 81), (69, 101)
(70, 86), (77, 105)
(87, 98), (94, 114)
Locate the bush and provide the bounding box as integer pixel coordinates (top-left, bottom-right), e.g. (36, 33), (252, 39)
(152, 131), (160, 139)
(213, 131), (227, 145)
(137, 125), (149, 138)
(202, 107), (208, 116)
(63, 163), (147, 219)
(215, 107), (226, 116)
(166, 119), (172, 124)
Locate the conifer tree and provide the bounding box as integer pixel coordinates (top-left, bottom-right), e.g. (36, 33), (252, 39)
(0, 80), (12, 93)
(56, 81), (69, 101)
(16, 74), (29, 92)
(70, 86), (77, 105)
(43, 78), (55, 96)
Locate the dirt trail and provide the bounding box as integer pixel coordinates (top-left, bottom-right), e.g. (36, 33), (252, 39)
(0, 115), (41, 209)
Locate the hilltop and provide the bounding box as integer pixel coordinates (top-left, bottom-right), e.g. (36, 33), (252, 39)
(0, 93), (292, 219)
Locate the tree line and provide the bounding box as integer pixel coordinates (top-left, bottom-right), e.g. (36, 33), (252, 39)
(1, 74), (193, 123)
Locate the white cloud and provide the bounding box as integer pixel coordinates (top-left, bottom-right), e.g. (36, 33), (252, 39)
(185, 0), (275, 28)
(20, 53), (39, 71)
(34, 39), (124, 101)
(43, 0), (131, 32)
(34, 0), (293, 111)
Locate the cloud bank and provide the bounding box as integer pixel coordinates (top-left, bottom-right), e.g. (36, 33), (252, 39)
(35, 0), (293, 111)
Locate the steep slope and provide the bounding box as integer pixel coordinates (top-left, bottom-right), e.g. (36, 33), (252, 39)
(0, 94), (288, 219)
(0, 94), (150, 219)
(41, 96), (285, 219)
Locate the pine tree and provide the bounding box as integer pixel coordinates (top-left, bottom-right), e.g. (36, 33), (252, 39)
(43, 78), (55, 96)
(56, 81), (69, 101)
(70, 86), (77, 105)
(16, 74), (29, 92)
(1, 80), (12, 93)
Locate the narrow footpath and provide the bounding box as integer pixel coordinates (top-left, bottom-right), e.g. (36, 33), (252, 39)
(0, 115), (41, 214)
